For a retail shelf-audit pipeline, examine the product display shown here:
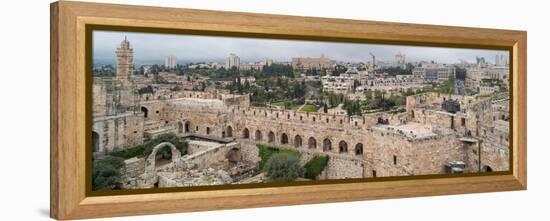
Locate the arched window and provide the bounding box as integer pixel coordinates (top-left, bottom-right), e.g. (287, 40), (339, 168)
(308, 137), (317, 149)
(226, 126), (233, 137)
(294, 135), (302, 148)
(281, 133), (288, 145)
(255, 130), (263, 141)
(339, 141), (348, 153)
(355, 143), (363, 155)
(268, 131), (275, 143)
(177, 122), (183, 133)
(323, 138), (332, 152)
(92, 131), (100, 152)
(140, 106), (148, 118)
(243, 128), (250, 139)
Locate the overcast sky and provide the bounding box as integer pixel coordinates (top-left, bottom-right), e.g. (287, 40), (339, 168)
(93, 30), (509, 65)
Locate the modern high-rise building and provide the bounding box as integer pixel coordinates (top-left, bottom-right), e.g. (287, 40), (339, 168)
(115, 36), (134, 84)
(495, 54), (508, 66)
(476, 56), (487, 67)
(165, 55), (177, 69)
(226, 53), (240, 69)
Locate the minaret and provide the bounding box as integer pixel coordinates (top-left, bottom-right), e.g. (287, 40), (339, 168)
(113, 36), (138, 114)
(116, 36), (134, 84)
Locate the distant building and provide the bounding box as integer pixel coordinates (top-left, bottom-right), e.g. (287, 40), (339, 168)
(412, 63), (456, 82)
(239, 76), (256, 84)
(291, 54), (335, 71)
(165, 55), (177, 68)
(239, 63), (264, 71)
(476, 56), (487, 68)
(495, 54), (508, 66)
(479, 85), (499, 95)
(265, 58), (273, 66)
(188, 63), (211, 69)
(395, 52), (406, 68)
(226, 53), (240, 69)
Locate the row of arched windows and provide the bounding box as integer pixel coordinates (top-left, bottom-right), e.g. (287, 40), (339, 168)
(174, 123), (364, 156)
(241, 128), (363, 156)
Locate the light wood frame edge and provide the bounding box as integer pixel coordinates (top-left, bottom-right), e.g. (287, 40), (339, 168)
(50, 1), (527, 220)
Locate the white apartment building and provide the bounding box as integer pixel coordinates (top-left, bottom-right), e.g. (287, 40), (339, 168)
(164, 55), (177, 68)
(225, 53), (240, 69)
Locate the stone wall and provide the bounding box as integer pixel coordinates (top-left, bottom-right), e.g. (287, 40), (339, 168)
(101, 88), (509, 185)
(123, 157), (145, 177)
(92, 113), (144, 153)
(479, 120), (510, 172)
(365, 125), (475, 177)
(320, 153), (364, 179)
(180, 142), (240, 170)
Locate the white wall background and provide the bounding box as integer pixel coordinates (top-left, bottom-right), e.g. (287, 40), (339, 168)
(0, 0), (547, 220)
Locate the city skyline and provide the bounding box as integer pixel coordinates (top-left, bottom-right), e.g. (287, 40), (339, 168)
(93, 31), (509, 65)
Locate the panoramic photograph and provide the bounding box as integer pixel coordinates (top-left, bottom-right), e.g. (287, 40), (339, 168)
(91, 30), (511, 191)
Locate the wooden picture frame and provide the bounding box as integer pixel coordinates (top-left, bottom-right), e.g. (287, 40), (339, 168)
(50, 1), (527, 220)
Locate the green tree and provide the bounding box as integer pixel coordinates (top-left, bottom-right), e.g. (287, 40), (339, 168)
(264, 152), (304, 182)
(304, 155), (329, 179)
(92, 156), (125, 191)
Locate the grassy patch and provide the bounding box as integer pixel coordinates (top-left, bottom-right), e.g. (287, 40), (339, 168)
(300, 104), (319, 113)
(303, 155), (330, 180)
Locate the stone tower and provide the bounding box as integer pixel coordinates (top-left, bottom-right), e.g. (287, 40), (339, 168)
(116, 36), (134, 84)
(113, 36), (138, 113)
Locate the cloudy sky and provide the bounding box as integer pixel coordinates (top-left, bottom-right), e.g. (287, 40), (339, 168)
(93, 30), (509, 65)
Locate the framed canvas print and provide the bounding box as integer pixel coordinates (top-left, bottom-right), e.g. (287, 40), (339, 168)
(50, 1), (527, 220)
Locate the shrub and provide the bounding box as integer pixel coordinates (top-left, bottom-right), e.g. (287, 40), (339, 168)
(304, 155), (329, 180)
(257, 144), (300, 170)
(109, 133), (188, 159)
(109, 144), (146, 159)
(92, 156), (125, 191)
(264, 152), (304, 182)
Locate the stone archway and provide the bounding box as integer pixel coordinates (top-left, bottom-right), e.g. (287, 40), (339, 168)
(92, 131), (100, 152)
(141, 106), (149, 118)
(338, 140), (348, 153)
(243, 128), (250, 139)
(308, 137), (317, 149)
(482, 165), (493, 172)
(323, 138), (332, 152)
(255, 130), (262, 141)
(145, 142), (181, 174)
(355, 143), (363, 155)
(281, 133), (289, 145)
(185, 121), (190, 133)
(226, 126), (233, 137)
(294, 135), (302, 148)
(268, 131), (275, 143)
(177, 122), (183, 134)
